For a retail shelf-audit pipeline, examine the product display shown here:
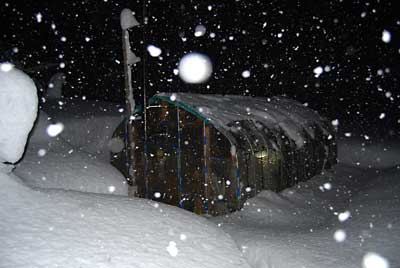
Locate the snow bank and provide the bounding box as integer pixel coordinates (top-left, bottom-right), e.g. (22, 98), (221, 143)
(338, 137), (400, 169)
(0, 170), (250, 268)
(42, 99), (124, 161)
(15, 111), (128, 196)
(0, 65), (38, 163)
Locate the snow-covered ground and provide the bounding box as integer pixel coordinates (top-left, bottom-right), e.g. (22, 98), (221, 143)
(0, 169), (250, 268)
(0, 66), (250, 268)
(1, 65), (399, 268)
(212, 139), (400, 268)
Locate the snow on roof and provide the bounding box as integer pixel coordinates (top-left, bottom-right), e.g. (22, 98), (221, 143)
(152, 93), (333, 149)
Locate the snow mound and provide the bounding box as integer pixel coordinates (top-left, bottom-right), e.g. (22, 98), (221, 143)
(15, 111), (128, 196)
(46, 72), (65, 99)
(0, 65), (38, 163)
(42, 99), (124, 161)
(0, 170), (250, 268)
(338, 138), (400, 169)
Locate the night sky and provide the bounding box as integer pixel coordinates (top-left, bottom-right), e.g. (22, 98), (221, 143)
(1, 0), (399, 138)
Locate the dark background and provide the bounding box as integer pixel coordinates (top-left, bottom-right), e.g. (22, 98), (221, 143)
(1, 0), (399, 138)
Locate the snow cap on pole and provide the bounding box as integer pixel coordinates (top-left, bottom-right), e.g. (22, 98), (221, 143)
(120, 9), (140, 30)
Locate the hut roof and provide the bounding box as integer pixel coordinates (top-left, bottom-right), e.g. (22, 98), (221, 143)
(149, 93), (334, 149)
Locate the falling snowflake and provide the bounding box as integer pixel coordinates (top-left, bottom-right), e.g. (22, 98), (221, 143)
(37, 149), (47, 157)
(194, 25), (206, 37)
(241, 70), (251, 78)
(178, 52), (212, 84)
(108, 185), (116, 193)
(166, 241), (179, 257)
(169, 93), (177, 101)
(35, 13), (43, 23)
(147, 45), (162, 57)
(338, 211), (351, 222)
(313, 66), (323, 78)
(179, 234), (187, 241)
(323, 182), (332, 190)
(333, 229), (346, 242)
(331, 119), (339, 126)
(46, 123), (64, 137)
(381, 30), (391, 43)
(363, 252), (389, 268)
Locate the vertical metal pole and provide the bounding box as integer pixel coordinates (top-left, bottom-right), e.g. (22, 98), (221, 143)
(235, 152), (241, 209)
(143, 125), (148, 198)
(203, 121), (209, 214)
(176, 106), (183, 207)
(260, 152), (265, 189)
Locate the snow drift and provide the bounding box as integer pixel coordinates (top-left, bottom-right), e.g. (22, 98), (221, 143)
(15, 111), (128, 196)
(0, 171), (250, 268)
(338, 137), (400, 169)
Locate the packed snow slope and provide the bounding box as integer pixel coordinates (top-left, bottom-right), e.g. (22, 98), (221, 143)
(0, 169), (250, 268)
(213, 137), (400, 268)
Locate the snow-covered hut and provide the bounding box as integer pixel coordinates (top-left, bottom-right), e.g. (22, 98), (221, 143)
(112, 93), (337, 215)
